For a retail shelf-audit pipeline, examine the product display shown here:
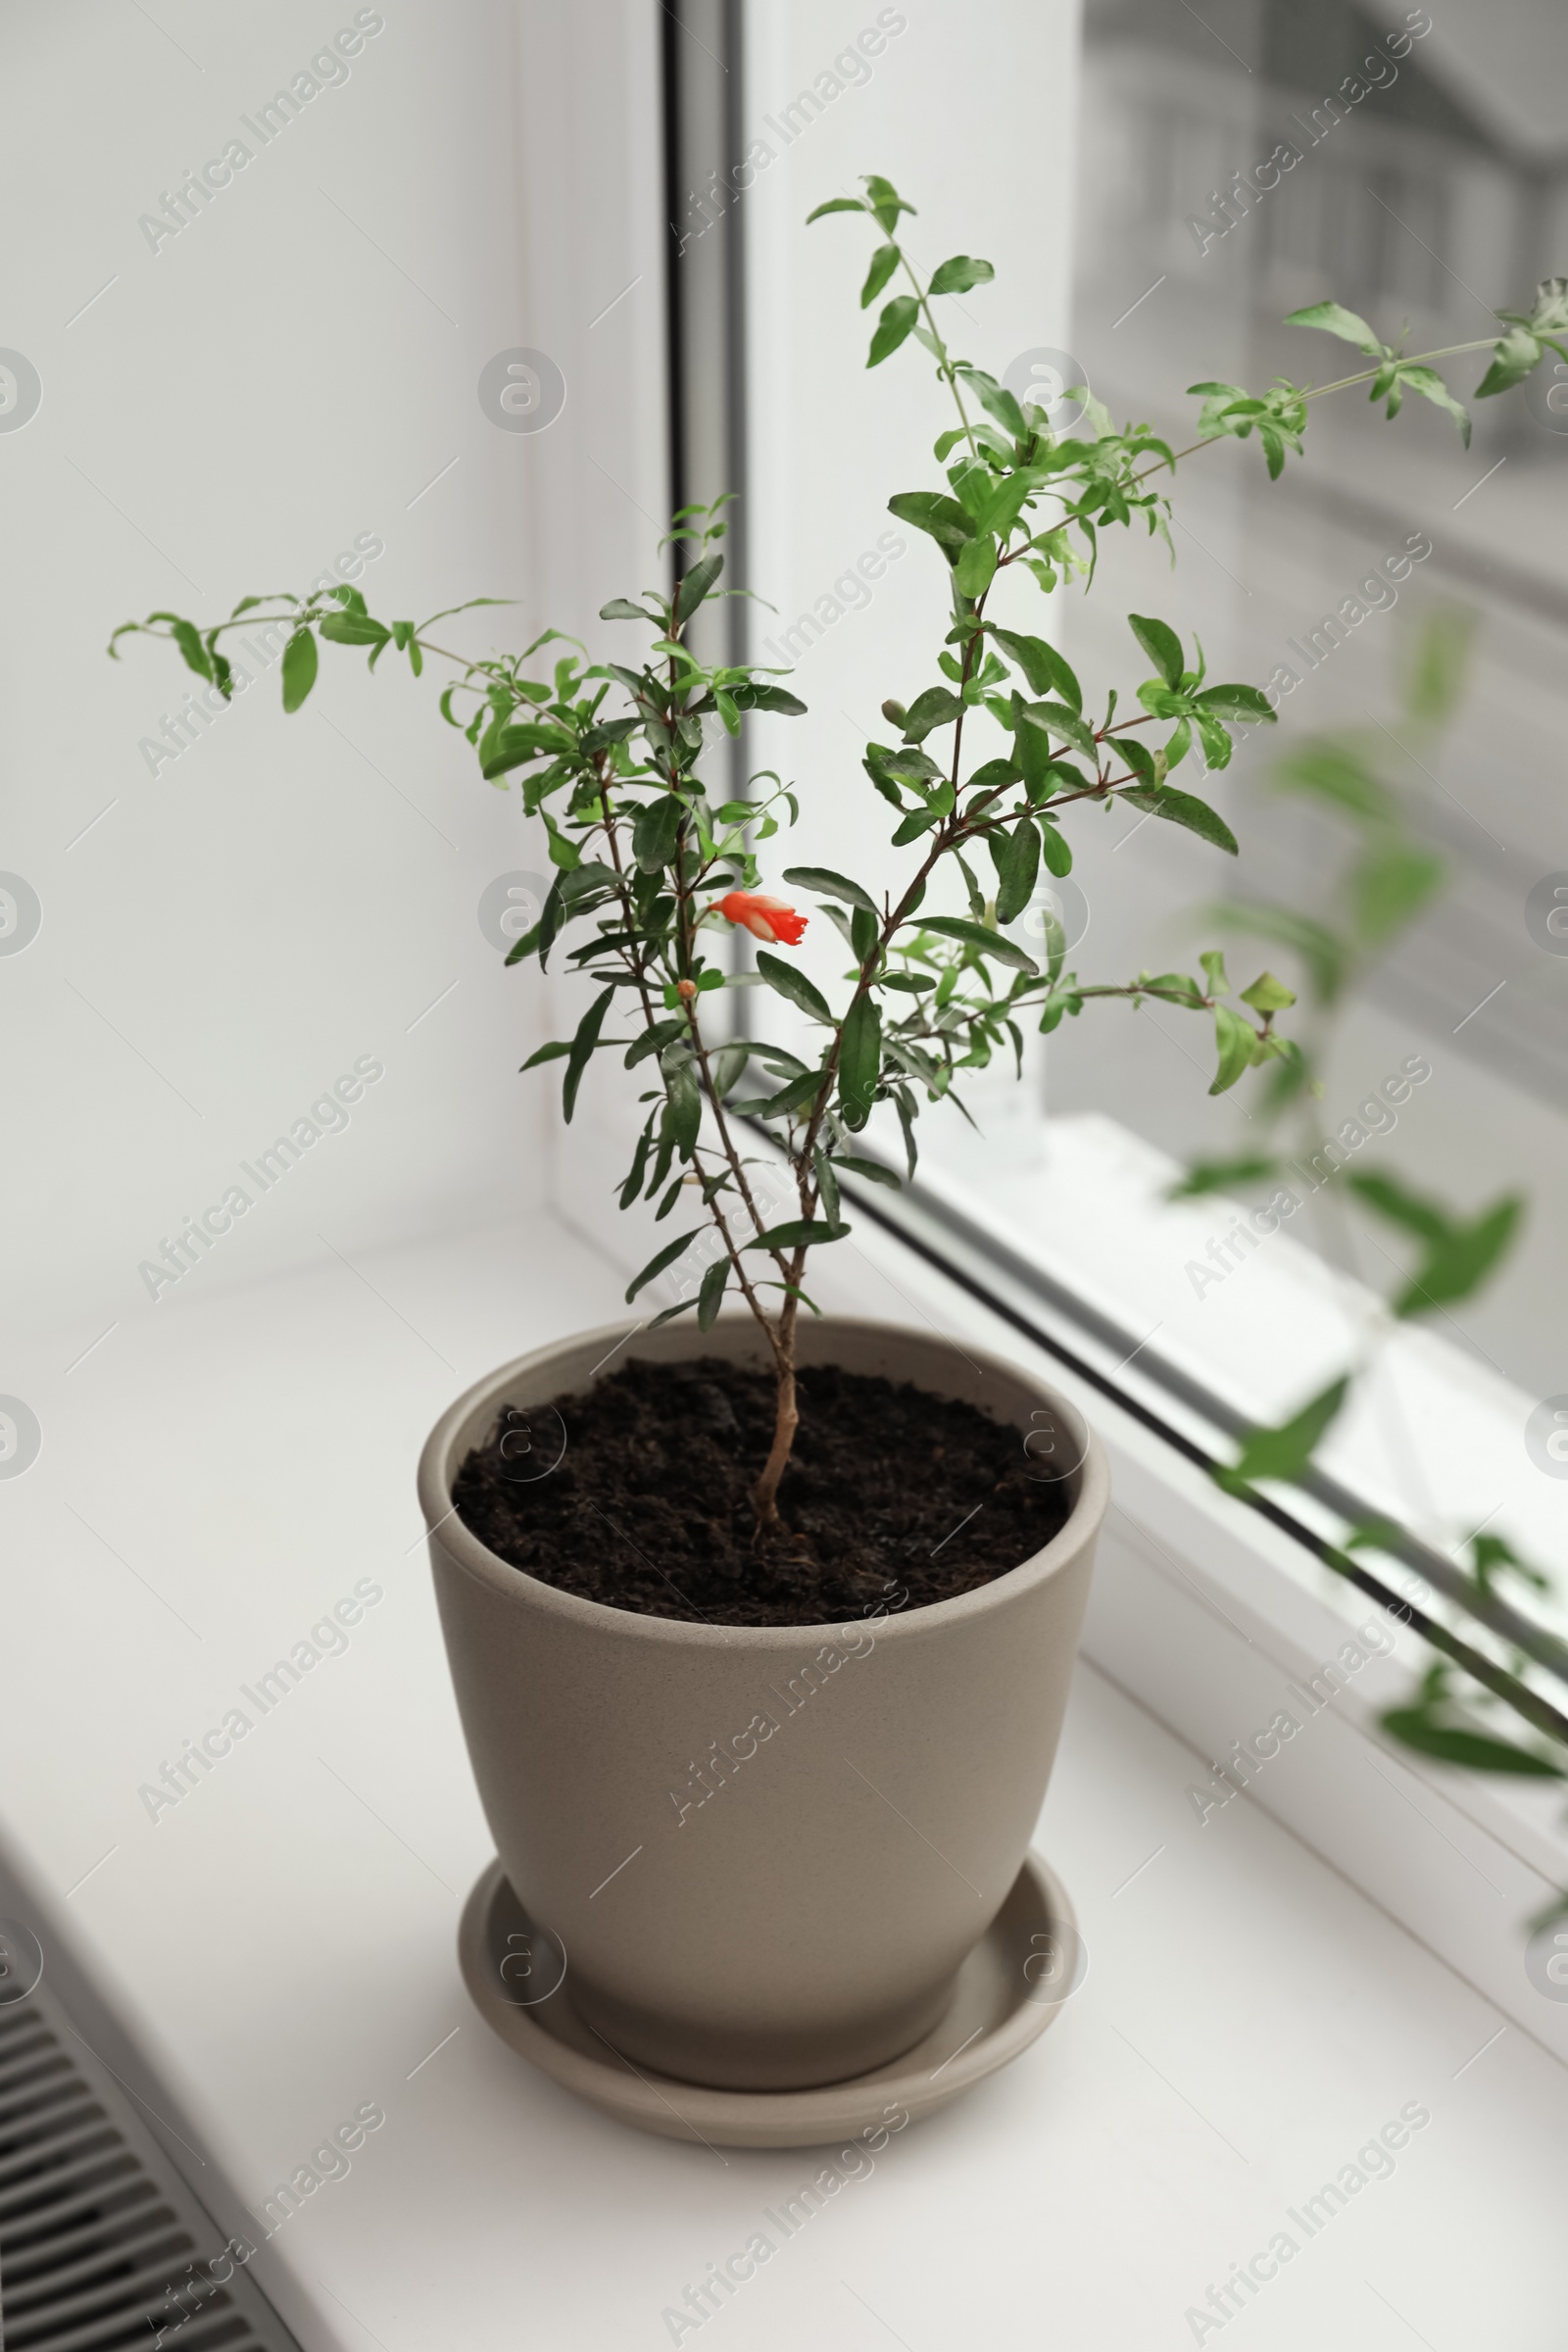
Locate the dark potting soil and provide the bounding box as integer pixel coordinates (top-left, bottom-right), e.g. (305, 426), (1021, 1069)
(450, 1356), (1070, 1627)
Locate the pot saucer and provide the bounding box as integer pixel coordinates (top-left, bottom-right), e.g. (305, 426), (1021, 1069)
(458, 1850), (1081, 2149)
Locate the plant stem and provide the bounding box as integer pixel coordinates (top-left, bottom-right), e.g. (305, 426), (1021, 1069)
(1120, 338), (1499, 497)
(896, 247), (979, 458)
(754, 1350), (799, 1532)
(1304, 339), (1495, 400)
(597, 759), (662, 1032)
(683, 1002), (786, 1267)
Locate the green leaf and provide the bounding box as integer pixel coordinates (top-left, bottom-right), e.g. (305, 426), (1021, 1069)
(543, 820), (581, 872)
(991, 815), (1040, 925)
(1200, 949), (1229, 996)
(891, 1085), (919, 1178)
(281, 626), (318, 712)
(696, 1254), (728, 1332)
(624, 1016), (686, 1068)
(838, 993), (882, 1130)
(1284, 301), (1385, 356)
(1222, 1375), (1350, 1489)
(1396, 364), (1471, 446)
(708, 1042), (748, 1100)
(1521, 275), (1568, 334)
(991, 628), (1082, 710)
(928, 255), (995, 296)
(731, 1067), (827, 1120)
(645, 1296), (701, 1330)
(860, 243), (901, 308)
(1013, 700), (1065, 800)
(318, 612), (392, 649)
(518, 1038), (572, 1070)
(861, 174), (915, 233)
(1470, 1533), (1551, 1600)
(1019, 699), (1098, 761)
(674, 552), (724, 624)
(625, 1228), (701, 1301)
(747, 1218), (848, 1250)
(1394, 1198), (1523, 1318)
(756, 947), (833, 1024)
(868, 741), (944, 791)
(886, 491), (976, 559)
(953, 532), (998, 599)
(617, 1123), (654, 1209)
(1400, 609), (1473, 726)
(902, 686), (964, 742)
(505, 907), (551, 970)
(891, 809), (941, 846)
(558, 859), (618, 904)
(830, 1153), (901, 1188)
(533, 873), (566, 968)
(1117, 737), (1158, 790)
(1238, 969), (1296, 1013)
(1167, 1153), (1281, 1200)
(1351, 842), (1444, 945)
(730, 681), (808, 716)
(1208, 1003), (1255, 1096)
(1194, 683), (1274, 723)
(1272, 743), (1395, 824)
(1120, 783), (1239, 857)
(868, 295), (919, 367)
(783, 864), (880, 916)
(562, 985), (615, 1123)
(1345, 1172), (1450, 1246)
(956, 366), (1028, 440)
(599, 597), (657, 621)
(1037, 818), (1072, 877)
(806, 195), (866, 222)
(632, 794), (684, 872)
(963, 757), (1022, 801)
(813, 1145), (840, 1227)
(1475, 321), (1544, 399)
(665, 1054), (703, 1157)
(1128, 612), (1183, 688)
(1380, 1711), (1564, 1778)
(914, 915), (1038, 973)
(482, 721), (575, 779)
(163, 617), (213, 681)
(978, 472), (1036, 541)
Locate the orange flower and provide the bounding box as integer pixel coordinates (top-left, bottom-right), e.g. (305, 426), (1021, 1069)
(714, 890), (808, 947)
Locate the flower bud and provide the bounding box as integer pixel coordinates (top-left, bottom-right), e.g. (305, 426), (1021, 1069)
(881, 698), (907, 728)
(676, 977), (698, 1001)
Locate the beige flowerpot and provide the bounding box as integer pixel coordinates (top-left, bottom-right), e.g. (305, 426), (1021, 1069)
(418, 1314), (1107, 2094)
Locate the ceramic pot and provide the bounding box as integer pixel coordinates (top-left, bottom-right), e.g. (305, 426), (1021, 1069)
(418, 1314), (1107, 2092)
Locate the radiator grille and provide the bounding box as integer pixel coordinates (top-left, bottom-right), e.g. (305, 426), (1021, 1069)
(0, 1992), (299, 2352)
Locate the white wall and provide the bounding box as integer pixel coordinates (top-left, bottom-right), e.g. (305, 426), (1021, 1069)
(740, 0), (1083, 1105)
(1, 0), (665, 1368)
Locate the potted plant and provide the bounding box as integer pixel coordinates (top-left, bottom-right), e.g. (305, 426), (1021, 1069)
(112, 181), (1563, 2134)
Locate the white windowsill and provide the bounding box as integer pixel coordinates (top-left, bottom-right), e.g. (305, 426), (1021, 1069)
(2, 1201), (1565, 2347)
(912, 1104), (1566, 1582)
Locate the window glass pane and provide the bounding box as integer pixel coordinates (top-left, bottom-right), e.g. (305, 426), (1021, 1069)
(741, 0), (1568, 1581)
